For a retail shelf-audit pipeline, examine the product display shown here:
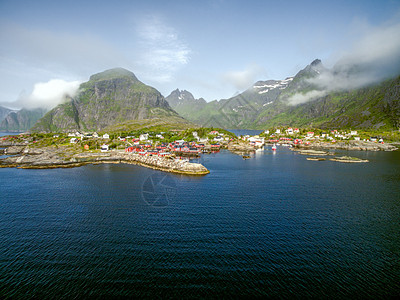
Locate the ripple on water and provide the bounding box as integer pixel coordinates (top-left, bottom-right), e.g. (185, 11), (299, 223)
(1, 150), (400, 298)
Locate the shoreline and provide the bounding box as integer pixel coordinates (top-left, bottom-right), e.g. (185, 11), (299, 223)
(1, 137), (398, 174)
(292, 140), (397, 152)
(0, 146), (210, 175)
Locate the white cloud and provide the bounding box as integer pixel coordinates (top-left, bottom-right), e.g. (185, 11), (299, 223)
(3, 79), (81, 110)
(336, 20), (400, 73)
(135, 16), (191, 83)
(288, 90), (328, 106)
(288, 20), (400, 105)
(222, 64), (265, 91)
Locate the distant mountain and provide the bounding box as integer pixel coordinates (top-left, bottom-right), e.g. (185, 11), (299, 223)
(0, 106), (14, 123)
(32, 68), (192, 133)
(166, 76), (295, 129)
(166, 89), (206, 107)
(0, 108), (47, 132)
(166, 89), (208, 124)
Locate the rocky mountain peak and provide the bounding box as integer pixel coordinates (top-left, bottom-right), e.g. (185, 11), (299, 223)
(311, 59), (322, 66)
(169, 89), (195, 101)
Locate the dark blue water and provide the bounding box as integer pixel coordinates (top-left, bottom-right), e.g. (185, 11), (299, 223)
(1, 147), (400, 298)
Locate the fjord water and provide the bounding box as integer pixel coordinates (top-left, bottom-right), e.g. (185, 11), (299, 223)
(1, 145), (400, 297)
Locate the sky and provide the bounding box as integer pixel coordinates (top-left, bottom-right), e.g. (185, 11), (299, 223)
(0, 0), (400, 109)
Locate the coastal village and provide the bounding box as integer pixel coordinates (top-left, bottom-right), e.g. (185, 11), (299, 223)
(64, 126), (394, 156)
(0, 127), (398, 173)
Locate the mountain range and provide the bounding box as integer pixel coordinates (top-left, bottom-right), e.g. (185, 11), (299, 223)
(166, 59), (400, 130)
(1, 61), (399, 133)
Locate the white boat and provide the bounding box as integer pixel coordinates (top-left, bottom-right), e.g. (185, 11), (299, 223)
(272, 143), (277, 151)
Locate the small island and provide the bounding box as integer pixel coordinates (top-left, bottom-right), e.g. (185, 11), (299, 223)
(329, 156), (369, 163)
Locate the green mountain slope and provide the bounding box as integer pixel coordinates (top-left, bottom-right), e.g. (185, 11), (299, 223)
(168, 59), (400, 130)
(255, 75), (400, 129)
(32, 68), (192, 133)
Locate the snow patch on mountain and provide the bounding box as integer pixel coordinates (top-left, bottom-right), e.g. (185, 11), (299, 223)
(253, 77), (293, 94)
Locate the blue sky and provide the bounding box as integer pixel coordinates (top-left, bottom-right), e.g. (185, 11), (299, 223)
(1, 0), (400, 109)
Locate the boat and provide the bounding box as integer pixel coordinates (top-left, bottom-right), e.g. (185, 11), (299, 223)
(272, 143), (277, 151)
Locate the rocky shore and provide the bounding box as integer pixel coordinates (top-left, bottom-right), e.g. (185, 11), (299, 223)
(0, 145), (209, 175)
(227, 141), (257, 154)
(297, 140), (397, 151)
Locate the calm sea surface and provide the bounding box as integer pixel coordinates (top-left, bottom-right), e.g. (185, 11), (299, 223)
(1, 132), (400, 298)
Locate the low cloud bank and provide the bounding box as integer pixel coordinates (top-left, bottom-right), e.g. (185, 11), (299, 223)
(1, 79), (81, 110)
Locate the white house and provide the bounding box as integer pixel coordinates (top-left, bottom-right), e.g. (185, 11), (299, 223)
(264, 130), (270, 134)
(139, 134), (149, 141)
(70, 138), (78, 144)
(102, 133), (110, 139)
(350, 130), (358, 136)
(156, 134), (164, 139)
(101, 144), (109, 152)
(93, 132), (99, 138)
(249, 136), (265, 147)
(286, 128), (294, 135)
(192, 131), (198, 138)
(307, 132), (314, 138)
(275, 129), (281, 134)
